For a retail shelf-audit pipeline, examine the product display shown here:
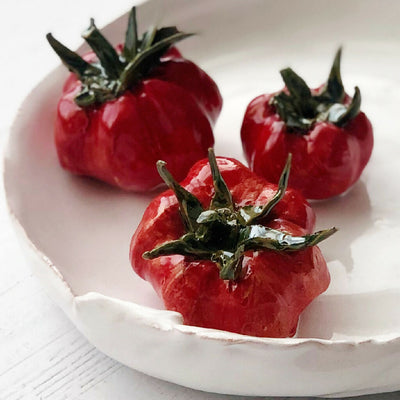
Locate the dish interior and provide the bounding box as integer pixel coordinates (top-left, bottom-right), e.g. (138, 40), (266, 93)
(6, 0), (400, 342)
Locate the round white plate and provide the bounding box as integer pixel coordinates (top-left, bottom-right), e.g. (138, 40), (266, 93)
(4, 0), (400, 397)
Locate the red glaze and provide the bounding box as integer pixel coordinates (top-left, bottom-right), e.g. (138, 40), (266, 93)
(55, 48), (222, 191)
(130, 157), (330, 338)
(241, 89), (374, 200)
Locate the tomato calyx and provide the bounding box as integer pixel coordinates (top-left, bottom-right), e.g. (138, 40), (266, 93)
(143, 149), (336, 281)
(47, 7), (193, 107)
(272, 48), (361, 133)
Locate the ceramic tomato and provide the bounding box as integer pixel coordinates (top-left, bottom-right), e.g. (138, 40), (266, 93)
(241, 49), (373, 199)
(47, 7), (222, 191)
(130, 150), (335, 337)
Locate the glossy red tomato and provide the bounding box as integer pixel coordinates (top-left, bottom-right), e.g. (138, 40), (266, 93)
(130, 150), (335, 337)
(241, 49), (373, 199)
(48, 7), (222, 191)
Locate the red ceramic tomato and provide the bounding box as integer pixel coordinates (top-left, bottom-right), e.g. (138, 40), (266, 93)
(130, 150), (335, 337)
(241, 49), (373, 199)
(47, 7), (222, 191)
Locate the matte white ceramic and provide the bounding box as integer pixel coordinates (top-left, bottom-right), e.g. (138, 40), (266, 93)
(4, 0), (400, 396)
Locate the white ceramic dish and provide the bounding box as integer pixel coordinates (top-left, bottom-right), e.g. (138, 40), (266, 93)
(4, 0), (400, 397)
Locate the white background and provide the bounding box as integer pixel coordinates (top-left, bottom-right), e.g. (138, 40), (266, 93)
(1, 1), (400, 399)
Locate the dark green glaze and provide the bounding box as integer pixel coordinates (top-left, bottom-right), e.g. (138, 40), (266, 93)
(272, 48), (361, 133)
(143, 149), (336, 281)
(47, 7), (193, 107)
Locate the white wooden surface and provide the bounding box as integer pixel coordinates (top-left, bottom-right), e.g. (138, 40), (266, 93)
(1, 1), (400, 399)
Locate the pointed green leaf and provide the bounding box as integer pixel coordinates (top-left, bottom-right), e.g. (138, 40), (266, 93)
(123, 7), (138, 60)
(208, 148), (234, 211)
(241, 225), (337, 252)
(117, 31), (193, 94)
(157, 161), (204, 232)
(140, 25), (157, 51)
(280, 68), (312, 100)
(318, 47), (345, 103)
(143, 233), (212, 260)
(280, 67), (315, 117)
(240, 154), (291, 225)
(153, 26), (180, 43)
(334, 87), (361, 127)
(82, 18), (123, 79)
(46, 33), (101, 78)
